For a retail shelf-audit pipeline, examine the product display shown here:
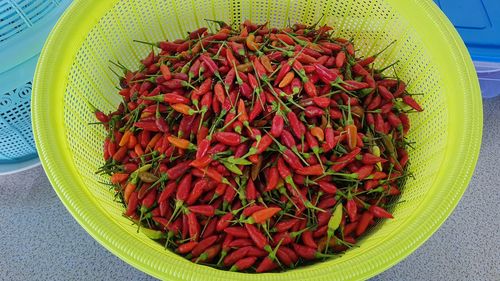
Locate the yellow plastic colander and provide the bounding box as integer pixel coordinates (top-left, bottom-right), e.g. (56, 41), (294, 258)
(32, 0), (482, 280)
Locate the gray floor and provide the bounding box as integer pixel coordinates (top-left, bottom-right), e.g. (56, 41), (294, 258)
(0, 97), (499, 281)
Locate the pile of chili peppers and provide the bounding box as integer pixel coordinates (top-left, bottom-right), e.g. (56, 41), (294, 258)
(93, 19), (422, 272)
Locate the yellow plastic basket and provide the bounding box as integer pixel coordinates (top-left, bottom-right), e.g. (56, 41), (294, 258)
(32, 0), (482, 280)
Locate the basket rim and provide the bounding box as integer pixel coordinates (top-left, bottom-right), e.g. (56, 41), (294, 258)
(32, 0), (482, 280)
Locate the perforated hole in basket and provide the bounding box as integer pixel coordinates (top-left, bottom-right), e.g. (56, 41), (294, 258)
(0, 0), (61, 44)
(0, 81), (37, 162)
(60, 0), (450, 273)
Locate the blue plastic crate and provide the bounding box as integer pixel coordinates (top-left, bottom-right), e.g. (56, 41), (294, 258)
(0, 0), (72, 174)
(434, 0), (500, 98)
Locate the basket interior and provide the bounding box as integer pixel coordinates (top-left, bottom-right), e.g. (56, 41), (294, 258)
(34, 0), (481, 280)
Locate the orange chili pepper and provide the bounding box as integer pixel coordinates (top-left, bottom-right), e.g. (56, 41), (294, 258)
(278, 71), (295, 88)
(237, 99), (249, 126)
(260, 55), (274, 73)
(134, 143), (144, 157)
(246, 33), (260, 51)
(249, 207), (281, 224)
(167, 136), (197, 150)
(110, 173), (129, 184)
(171, 103), (196, 115)
(119, 130), (133, 147)
(310, 126), (324, 142)
(147, 132), (162, 150)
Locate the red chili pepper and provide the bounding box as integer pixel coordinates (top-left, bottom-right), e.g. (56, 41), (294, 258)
(397, 148), (409, 168)
(279, 246), (298, 264)
(176, 241), (198, 254)
(387, 111), (402, 130)
(319, 41), (342, 51)
(394, 81), (406, 97)
(223, 246), (250, 266)
(141, 186), (157, 208)
(316, 181), (337, 194)
(302, 80), (317, 97)
(156, 181), (176, 203)
(295, 51), (317, 64)
(331, 147), (361, 171)
(296, 164), (323, 176)
(125, 191), (139, 216)
(317, 197), (336, 210)
(252, 57), (267, 79)
(353, 165), (374, 180)
(112, 145), (128, 162)
(255, 256), (278, 273)
(195, 243), (221, 263)
(343, 80), (370, 91)
(227, 238), (253, 248)
(245, 224), (271, 251)
(111, 173), (129, 184)
(271, 220), (297, 234)
(214, 132), (246, 146)
(311, 97), (329, 109)
(402, 95), (423, 111)
(188, 205), (215, 216)
(336, 51), (346, 68)
(189, 155), (212, 169)
(224, 226), (249, 238)
(352, 63), (369, 76)
(303, 106), (323, 118)
(175, 173), (192, 203)
(230, 256), (258, 272)
(286, 111), (305, 139)
(278, 131), (296, 151)
(195, 78), (213, 98)
(188, 59), (202, 79)
(291, 243), (326, 260)
(190, 235), (218, 257)
(369, 205), (394, 219)
(264, 166), (280, 191)
(270, 33), (294, 45)
(355, 211), (374, 236)
(379, 101), (393, 114)
(186, 211), (200, 241)
(250, 134), (271, 155)
(301, 230), (317, 249)
(276, 247), (294, 267)
(94, 110), (109, 123)
(212, 212), (232, 233)
(276, 157), (292, 180)
(281, 149), (303, 170)
(397, 112), (410, 134)
(222, 181), (237, 205)
(236, 175), (253, 202)
(377, 79), (398, 88)
(346, 199), (358, 222)
(134, 121), (160, 132)
(189, 27), (208, 39)
(194, 139), (210, 159)
(141, 50), (155, 67)
(361, 153), (387, 165)
(199, 54), (220, 77)
(274, 61), (292, 86)
(377, 85), (394, 100)
(163, 161), (188, 180)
